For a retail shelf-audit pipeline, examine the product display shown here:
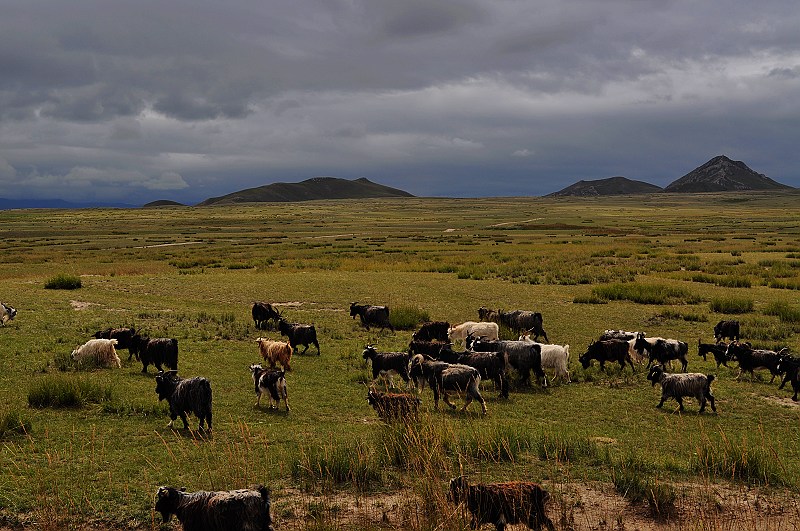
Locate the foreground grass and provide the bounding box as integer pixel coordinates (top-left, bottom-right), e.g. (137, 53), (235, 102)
(0, 193), (799, 528)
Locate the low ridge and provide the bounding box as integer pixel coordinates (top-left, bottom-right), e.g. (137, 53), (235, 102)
(548, 176), (662, 197)
(197, 177), (413, 206)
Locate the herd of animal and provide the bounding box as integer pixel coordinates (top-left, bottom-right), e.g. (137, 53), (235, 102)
(3, 298), (800, 531)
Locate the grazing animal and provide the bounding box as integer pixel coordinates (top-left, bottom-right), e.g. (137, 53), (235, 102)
(94, 327), (137, 360)
(647, 365), (716, 413)
(278, 318), (320, 355)
(407, 339), (452, 358)
(633, 333), (688, 371)
(599, 329), (637, 341)
(410, 354), (486, 414)
(349, 302), (394, 331)
(130, 335), (178, 373)
(477, 306), (500, 323)
(468, 337), (547, 388)
(249, 364), (289, 411)
(714, 319), (740, 342)
(438, 347), (509, 398)
(154, 371), (213, 431)
(362, 345), (411, 389)
(519, 336), (571, 384)
(70, 338), (122, 368)
(255, 337), (293, 371)
(499, 310), (549, 343)
(776, 355), (800, 401)
(579, 340), (635, 372)
(412, 321), (450, 342)
(725, 342), (783, 382)
(252, 302), (281, 330)
(698, 339), (732, 368)
(448, 476), (555, 531)
(1, 302), (17, 325)
(448, 321), (499, 344)
(154, 485), (273, 531)
(366, 388), (421, 421)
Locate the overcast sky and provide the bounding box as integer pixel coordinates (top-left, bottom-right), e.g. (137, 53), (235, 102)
(1, 0), (799, 205)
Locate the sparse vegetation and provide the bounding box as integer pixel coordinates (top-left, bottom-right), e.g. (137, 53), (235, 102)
(44, 273), (82, 290)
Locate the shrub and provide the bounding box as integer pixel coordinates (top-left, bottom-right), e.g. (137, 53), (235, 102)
(389, 306), (431, 330)
(591, 283), (694, 305)
(0, 410), (31, 438)
(709, 296), (753, 314)
(28, 376), (113, 408)
(44, 273), (82, 290)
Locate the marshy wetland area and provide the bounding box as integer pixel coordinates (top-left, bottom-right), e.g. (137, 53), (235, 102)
(1, 192), (800, 530)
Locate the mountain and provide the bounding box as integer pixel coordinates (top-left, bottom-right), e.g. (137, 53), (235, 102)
(664, 155), (792, 193)
(0, 198), (136, 209)
(547, 176), (662, 197)
(197, 177), (414, 206)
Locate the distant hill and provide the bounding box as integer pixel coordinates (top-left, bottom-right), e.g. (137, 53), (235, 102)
(547, 176), (662, 197)
(664, 155), (792, 193)
(197, 177), (414, 206)
(0, 198), (136, 209)
(143, 200), (186, 208)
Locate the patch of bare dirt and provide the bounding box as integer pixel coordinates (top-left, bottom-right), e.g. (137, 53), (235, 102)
(70, 300), (98, 311)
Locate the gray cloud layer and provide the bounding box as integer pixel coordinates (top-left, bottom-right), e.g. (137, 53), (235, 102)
(2, 0), (799, 204)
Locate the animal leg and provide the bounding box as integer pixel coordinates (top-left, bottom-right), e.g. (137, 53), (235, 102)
(656, 395), (666, 409)
(706, 392), (716, 412)
(255, 391), (262, 407)
(180, 413), (190, 429)
(443, 392), (457, 410)
(676, 397), (685, 411)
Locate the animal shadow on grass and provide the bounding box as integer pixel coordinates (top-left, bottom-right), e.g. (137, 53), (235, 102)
(253, 405), (290, 417)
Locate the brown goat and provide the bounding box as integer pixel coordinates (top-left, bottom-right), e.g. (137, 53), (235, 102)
(449, 476), (554, 531)
(255, 338), (293, 371)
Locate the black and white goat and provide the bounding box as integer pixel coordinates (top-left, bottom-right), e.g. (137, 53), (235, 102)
(410, 354), (486, 414)
(448, 476), (555, 531)
(155, 371), (213, 431)
(634, 333), (689, 371)
(437, 347), (509, 399)
(647, 365), (716, 413)
(249, 364), (289, 411)
(362, 345), (411, 389)
(468, 337), (547, 388)
(155, 485), (273, 531)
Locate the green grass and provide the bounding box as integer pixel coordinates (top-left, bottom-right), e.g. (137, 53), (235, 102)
(0, 410), (31, 438)
(1, 193), (800, 528)
(709, 296), (754, 314)
(44, 273), (82, 290)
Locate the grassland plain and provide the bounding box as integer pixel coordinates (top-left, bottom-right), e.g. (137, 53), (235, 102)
(1, 192), (800, 530)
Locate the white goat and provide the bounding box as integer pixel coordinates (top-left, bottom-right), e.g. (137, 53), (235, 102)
(519, 335), (571, 383)
(71, 338), (121, 368)
(448, 321), (499, 344)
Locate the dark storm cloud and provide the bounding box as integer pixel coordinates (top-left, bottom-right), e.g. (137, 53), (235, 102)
(1, 0), (799, 204)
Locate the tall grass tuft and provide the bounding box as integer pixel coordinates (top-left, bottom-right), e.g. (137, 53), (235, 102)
(459, 424), (533, 462)
(764, 301), (800, 323)
(0, 410), (31, 438)
(591, 283), (694, 305)
(389, 306), (431, 330)
(28, 376), (113, 408)
(709, 296), (753, 314)
(44, 273), (82, 290)
(611, 453), (677, 518)
(693, 432), (788, 487)
(536, 431), (601, 463)
(291, 440), (383, 492)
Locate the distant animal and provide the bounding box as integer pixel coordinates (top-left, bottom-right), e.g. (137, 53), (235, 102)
(130, 335), (178, 373)
(714, 320), (740, 342)
(410, 354), (486, 414)
(448, 475), (555, 531)
(252, 302), (281, 330)
(70, 338), (121, 368)
(94, 327), (137, 359)
(448, 321), (499, 344)
(362, 345), (411, 389)
(412, 321), (450, 342)
(249, 364), (289, 411)
(154, 485), (273, 531)
(349, 302), (394, 331)
(599, 329), (637, 341)
(1, 302), (17, 325)
(255, 337), (293, 371)
(500, 310), (549, 343)
(698, 339), (732, 368)
(366, 388), (421, 421)
(647, 365), (716, 413)
(278, 318), (320, 355)
(579, 340), (634, 372)
(725, 342), (784, 382)
(776, 355), (800, 401)
(154, 371), (213, 431)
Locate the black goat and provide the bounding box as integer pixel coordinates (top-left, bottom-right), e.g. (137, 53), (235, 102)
(714, 319), (740, 342)
(131, 335), (178, 373)
(410, 354), (486, 414)
(362, 345), (411, 388)
(725, 342), (784, 382)
(579, 340), (635, 372)
(448, 476), (554, 531)
(468, 337), (546, 388)
(438, 347), (508, 399)
(698, 339), (732, 368)
(154, 371), (212, 431)
(634, 334), (689, 372)
(412, 321), (450, 342)
(350, 302), (394, 331)
(252, 302), (281, 330)
(155, 485), (273, 531)
(278, 318), (320, 355)
(94, 327), (137, 359)
(776, 355), (800, 401)
(498, 310), (548, 343)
